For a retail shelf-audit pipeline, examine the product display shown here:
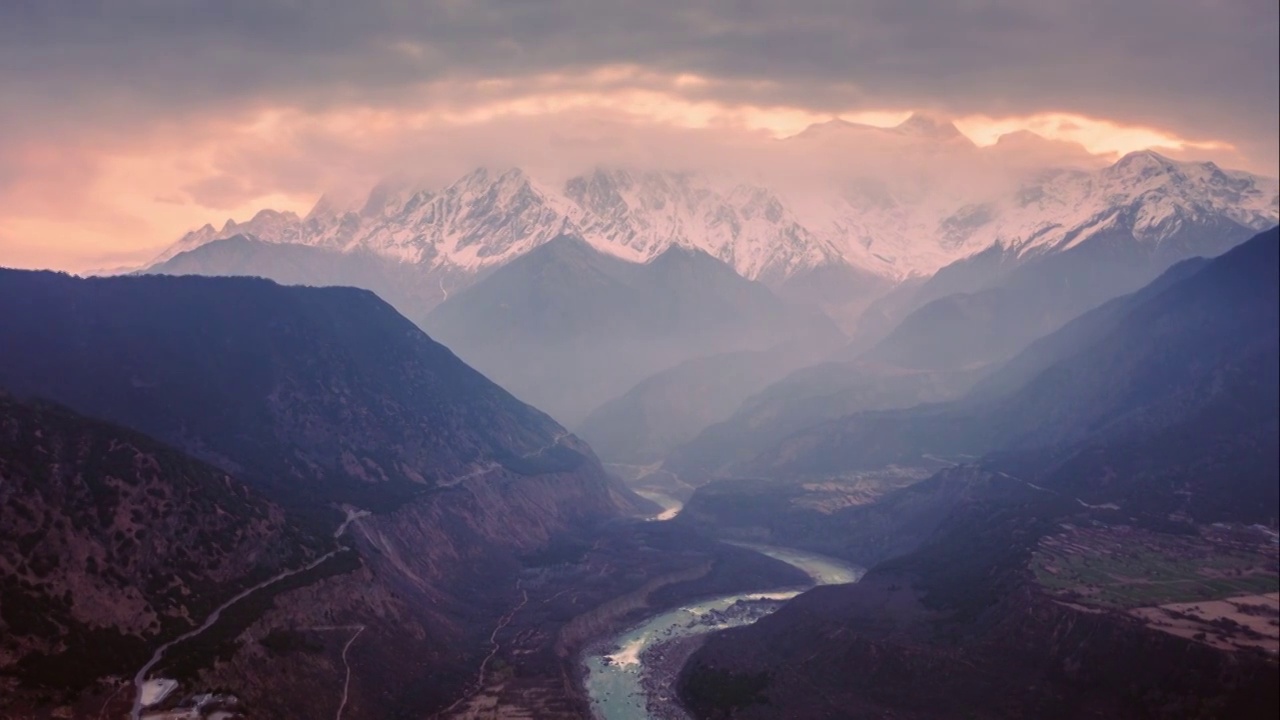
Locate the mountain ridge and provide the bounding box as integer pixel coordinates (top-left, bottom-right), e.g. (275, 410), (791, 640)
(142, 151), (1277, 303)
(748, 226), (1280, 512)
(422, 234), (842, 425)
(0, 268), (633, 512)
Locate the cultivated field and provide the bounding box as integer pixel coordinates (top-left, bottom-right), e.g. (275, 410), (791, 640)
(1031, 524), (1279, 654)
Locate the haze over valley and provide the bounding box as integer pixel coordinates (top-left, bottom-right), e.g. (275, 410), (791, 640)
(1, 2), (1277, 719)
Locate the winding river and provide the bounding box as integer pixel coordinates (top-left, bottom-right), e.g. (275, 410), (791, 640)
(582, 498), (864, 719)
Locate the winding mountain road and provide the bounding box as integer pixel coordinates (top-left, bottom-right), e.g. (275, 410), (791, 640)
(433, 580), (529, 718)
(129, 508), (368, 720)
(335, 626), (365, 720)
(441, 431), (572, 488)
(301, 624), (367, 720)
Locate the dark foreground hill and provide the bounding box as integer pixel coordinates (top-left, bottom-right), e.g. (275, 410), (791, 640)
(0, 268), (653, 717)
(0, 393), (322, 699)
(0, 269), (635, 513)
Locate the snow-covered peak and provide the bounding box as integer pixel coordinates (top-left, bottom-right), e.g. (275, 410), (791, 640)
(991, 129), (1089, 157)
(449, 166), (511, 194)
(246, 208), (300, 228)
(151, 223), (221, 264)
(151, 210), (302, 264)
(1108, 149), (1179, 176)
(983, 131), (1103, 170)
(224, 209), (303, 245)
(790, 113), (973, 147)
(559, 168), (844, 279)
(1098, 152), (1276, 224)
(783, 148), (1278, 280)
(956, 151), (1279, 258)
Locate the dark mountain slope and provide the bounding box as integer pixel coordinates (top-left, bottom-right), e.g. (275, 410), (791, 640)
(666, 248), (1221, 485)
(683, 475), (1278, 720)
(0, 269), (619, 513)
(424, 235), (842, 425)
(863, 212), (1259, 372)
(664, 360), (981, 481)
(752, 227), (1279, 518)
(0, 393), (321, 710)
(769, 261), (894, 334)
(963, 255), (1210, 403)
(577, 347), (811, 465)
(994, 225), (1277, 453)
(147, 234), (443, 326)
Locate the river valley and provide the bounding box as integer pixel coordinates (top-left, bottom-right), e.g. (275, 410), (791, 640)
(581, 497), (864, 720)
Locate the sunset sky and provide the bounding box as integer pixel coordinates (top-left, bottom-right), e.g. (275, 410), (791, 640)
(1, 0), (1276, 271)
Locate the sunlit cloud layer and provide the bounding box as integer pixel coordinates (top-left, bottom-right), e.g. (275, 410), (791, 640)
(0, 1), (1275, 270)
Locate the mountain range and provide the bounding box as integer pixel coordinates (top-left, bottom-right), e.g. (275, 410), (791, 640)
(138, 123), (1277, 456)
(851, 151), (1274, 368)
(142, 117), (1278, 332)
(745, 227), (1280, 511)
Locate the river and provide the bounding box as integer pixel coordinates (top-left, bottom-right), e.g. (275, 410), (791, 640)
(581, 494), (864, 720)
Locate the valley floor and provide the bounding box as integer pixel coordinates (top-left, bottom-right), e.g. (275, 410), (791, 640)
(426, 519), (812, 719)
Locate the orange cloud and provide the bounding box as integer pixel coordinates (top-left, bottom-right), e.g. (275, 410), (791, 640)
(0, 68), (1262, 273)
(955, 111), (1236, 158)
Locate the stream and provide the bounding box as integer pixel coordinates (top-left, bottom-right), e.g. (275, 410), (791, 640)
(581, 496), (864, 719)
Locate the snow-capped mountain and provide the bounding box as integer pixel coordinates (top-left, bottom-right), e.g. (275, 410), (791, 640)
(158, 167), (847, 284)
(154, 209), (305, 264)
(150, 115), (1277, 315)
(849, 151), (1279, 372)
(955, 150), (1278, 261)
(779, 121), (1277, 281)
(339, 168), (573, 266)
(560, 168), (846, 282)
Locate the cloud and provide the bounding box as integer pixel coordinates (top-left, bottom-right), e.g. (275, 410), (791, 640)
(1, 1), (1274, 157)
(0, 97), (1186, 272)
(0, 1), (1275, 270)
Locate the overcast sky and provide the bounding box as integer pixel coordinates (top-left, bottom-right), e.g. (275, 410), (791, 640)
(1, 0), (1276, 270)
